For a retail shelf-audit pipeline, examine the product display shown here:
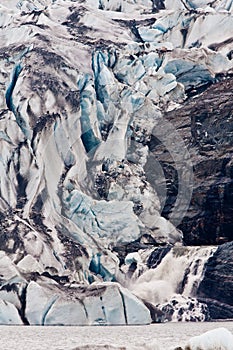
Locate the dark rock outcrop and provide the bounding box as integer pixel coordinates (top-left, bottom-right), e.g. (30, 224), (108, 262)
(0, 0), (233, 324)
(197, 242), (233, 319)
(147, 245), (172, 269)
(149, 77), (233, 245)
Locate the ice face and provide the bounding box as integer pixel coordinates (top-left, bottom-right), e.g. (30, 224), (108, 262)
(0, 298), (23, 324)
(0, 0), (232, 325)
(25, 281), (151, 325)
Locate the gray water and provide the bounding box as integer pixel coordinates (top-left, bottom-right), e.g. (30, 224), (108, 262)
(0, 322), (233, 349)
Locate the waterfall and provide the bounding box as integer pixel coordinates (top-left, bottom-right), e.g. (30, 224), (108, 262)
(130, 245), (217, 321)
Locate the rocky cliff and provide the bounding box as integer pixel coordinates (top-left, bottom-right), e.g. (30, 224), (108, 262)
(197, 241), (233, 319)
(0, 0), (232, 324)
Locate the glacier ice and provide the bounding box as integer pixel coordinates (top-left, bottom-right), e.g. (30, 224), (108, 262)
(25, 280), (151, 325)
(0, 298), (23, 325)
(0, 0), (232, 325)
(184, 327), (233, 350)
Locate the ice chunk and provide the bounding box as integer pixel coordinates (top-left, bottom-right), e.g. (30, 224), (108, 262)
(164, 60), (214, 90)
(125, 252), (142, 265)
(25, 281), (59, 325)
(184, 327), (233, 350)
(64, 190), (143, 245)
(44, 298), (88, 326)
(26, 281), (151, 325)
(17, 254), (44, 274)
(0, 298), (23, 324)
(0, 251), (22, 283)
(120, 285), (151, 325)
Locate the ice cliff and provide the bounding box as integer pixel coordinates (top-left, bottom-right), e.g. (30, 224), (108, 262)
(0, 0), (232, 324)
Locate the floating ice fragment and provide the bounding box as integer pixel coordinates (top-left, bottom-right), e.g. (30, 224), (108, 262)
(183, 327), (233, 350)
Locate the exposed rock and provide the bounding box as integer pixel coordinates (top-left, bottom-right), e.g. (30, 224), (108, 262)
(143, 300), (166, 323)
(0, 0), (232, 324)
(157, 294), (210, 322)
(197, 242), (233, 319)
(147, 245), (172, 269)
(130, 246), (215, 321)
(156, 77), (233, 245)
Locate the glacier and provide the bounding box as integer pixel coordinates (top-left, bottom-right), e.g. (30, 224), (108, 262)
(0, 0), (232, 325)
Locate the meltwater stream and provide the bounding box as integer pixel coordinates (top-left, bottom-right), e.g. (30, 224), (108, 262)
(1, 322), (233, 350)
(130, 246), (217, 322)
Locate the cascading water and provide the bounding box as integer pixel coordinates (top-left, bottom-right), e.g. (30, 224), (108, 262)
(130, 246), (217, 321)
(0, 0), (232, 325)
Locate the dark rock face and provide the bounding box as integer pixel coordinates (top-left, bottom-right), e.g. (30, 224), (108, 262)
(147, 245), (172, 269)
(197, 242), (233, 319)
(143, 300), (166, 323)
(0, 0), (233, 325)
(158, 296), (210, 322)
(149, 77), (233, 245)
(152, 0), (165, 13)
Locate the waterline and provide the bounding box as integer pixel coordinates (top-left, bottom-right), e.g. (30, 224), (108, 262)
(0, 322), (233, 349)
